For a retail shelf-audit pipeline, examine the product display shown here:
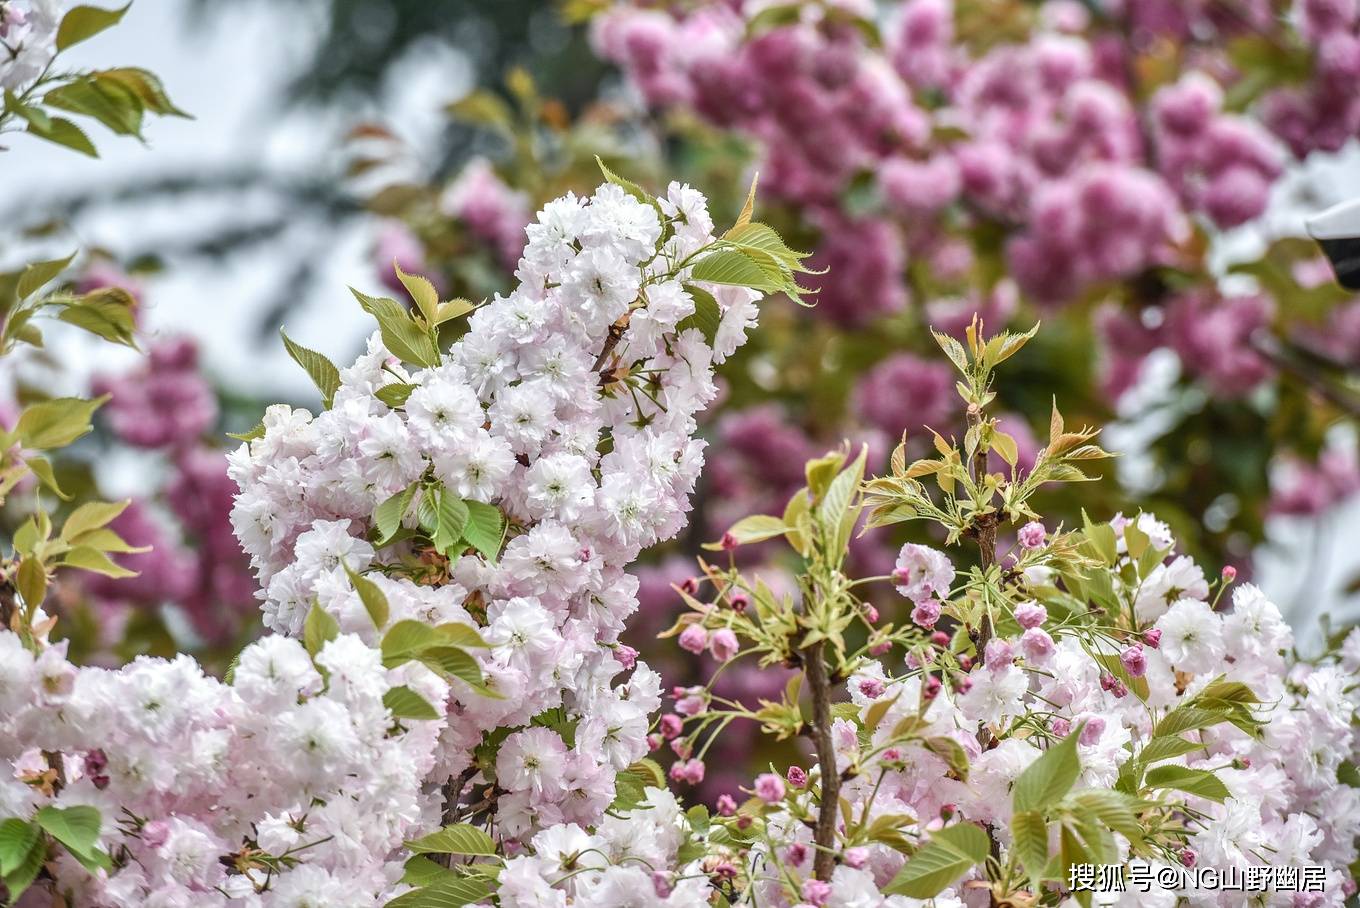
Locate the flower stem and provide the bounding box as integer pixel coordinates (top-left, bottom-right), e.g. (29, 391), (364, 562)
(803, 638), (840, 882)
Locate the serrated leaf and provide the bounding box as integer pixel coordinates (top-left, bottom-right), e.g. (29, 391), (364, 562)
(385, 874), (493, 907)
(376, 382), (415, 408)
(381, 619), (438, 667)
(402, 855), (456, 887)
(1010, 811), (1049, 883)
(384, 685), (441, 720)
(0, 819), (38, 876)
(29, 115), (98, 156)
(689, 248), (782, 292)
(730, 171), (758, 232)
(345, 564), (390, 629)
(594, 154), (652, 205)
(57, 286), (138, 347)
(15, 395), (106, 449)
(704, 514), (787, 549)
(1013, 725), (1082, 814)
(923, 736), (970, 781)
(34, 805), (100, 861)
(406, 823), (496, 856)
(393, 262), (440, 324)
(1143, 765), (1230, 802)
(61, 499), (129, 540)
(45, 75), (144, 137)
(16, 557), (46, 608)
(303, 601), (340, 658)
(435, 490), (469, 555)
(25, 456), (68, 499)
(883, 822), (990, 898)
(280, 328), (341, 407)
(422, 646), (496, 697)
(675, 284), (721, 345)
(351, 288), (439, 367)
(461, 500), (505, 561)
(16, 252), (76, 299)
(57, 3), (130, 50)
(374, 483), (417, 545)
(94, 67), (188, 116)
(61, 545), (135, 578)
(228, 422), (264, 442)
(1, 833), (44, 899)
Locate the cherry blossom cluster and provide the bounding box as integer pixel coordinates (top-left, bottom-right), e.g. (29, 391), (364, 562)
(587, 515), (1360, 906)
(0, 178), (770, 905)
(0, 0), (60, 93)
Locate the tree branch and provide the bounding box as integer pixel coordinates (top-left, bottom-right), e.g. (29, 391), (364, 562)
(803, 638), (841, 882)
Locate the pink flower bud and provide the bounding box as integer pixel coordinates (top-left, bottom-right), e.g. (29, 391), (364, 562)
(716, 794), (737, 817)
(1143, 628), (1162, 648)
(754, 772), (786, 803)
(648, 733), (662, 752)
(652, 872), (673, 898)
(143, 820), (170, 849)
(1179, 848), (1197, 867)
(785, 843), (808, 866)
(1120, 643), (1147, 677)
(1078, 716), (1106, 745)
(930, 630), (950, 647)
(1014, 601), (1048, 629)
(863, 604), (880, 624)
(985, 638), (1014, 670)
(803, 879), (832, 906)
(1021, 627), (1055, 662)
(923, 675), (942, 700)
(843, 846), (870, 868)
(940, 803), (957, 819)
(859, 677), (887, 698)
(660, 713), (683, 740)
(721, 531), (739, 551)
(1221, 565), (1237, 582)
(957, 655), (974, 672)
(681, 577), (700, 595)
(786, 765), (807, 788)
(1051, 717), (1071, 737)
(883, 747), (902, 762)
(911, 599), (942, 628)
(954, 676), (973, 694)
(678, 625), (708, 654)
(615, 644), (638, 669)
(868, 640), (892, 657)
(1018, 521), (1046, 549)
(709, 628), (739, 661)
(729, 592), (750, 612)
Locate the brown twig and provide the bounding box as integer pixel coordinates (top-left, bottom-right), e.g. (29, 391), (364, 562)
(803, 638), (841, 882)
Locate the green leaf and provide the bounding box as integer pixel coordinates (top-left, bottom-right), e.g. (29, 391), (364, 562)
(34, 805), (100, 861)
(57, 3), (130, 50)
(675, 284), (721, 345)
(705, 514), (788, 549)
(1066, 790), (1143, 844)
(406, 823), (496, 857)
(689, 248), (782, 292)
(28, 116), (98, 156)
(376, 383), (415, 408)
(227, 422), (265, 442)
(384, 685), (441, 720)
(461, 500), (505, 562)
(60, 545), (135, 578)
(57, 286), (139, 347)
(44, 75), (143, 137)
(303, 601), (340, 658)
(61, 499), (129, 541)
(94, 67), (188, 117)
(15, 395), (106, 449)
(421, 646), (497, 697)
(374, 483), (417, 546)
(434, 623), (490, 649)
(923, 736), (970, 782)
(16, 252), (76, 299)
(0, 819), (39, 876)
(728, 171), (758, 232)
(1, 833), (44, 899)
(723, 222), (812, 269)
(401, 855), (456, 887)
(381, 619), (439, 668)
(1153, 706), (1230, 739)
(345, 564), (390, 629)
(434, 490), (470, 556)
(1010, 811), (1049, 883)
(1136, 735), (1203, 766)
(25, 456), (69, 499)
(883, 822), (990, 898)
(1143, 765), (1230, 802)
(16, 557), (47, 608)
(1012, 725), (1082, 814)
(394, 262), (440, 324)
(351, 288), (439, 367)
(384, 873), (493, 907)
(280, 328), (341, 408)
(818, 445), (867, 547)
(594, 154), (652, 205)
